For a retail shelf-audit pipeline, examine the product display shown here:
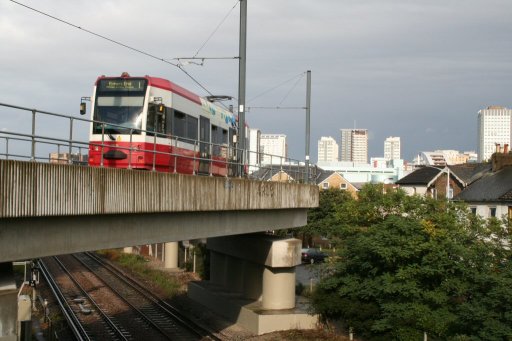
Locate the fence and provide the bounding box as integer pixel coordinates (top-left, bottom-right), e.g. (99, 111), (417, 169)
(0, 102), (313, 183)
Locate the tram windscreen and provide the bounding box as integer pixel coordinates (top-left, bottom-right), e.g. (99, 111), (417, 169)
(93, 78), (148, 134)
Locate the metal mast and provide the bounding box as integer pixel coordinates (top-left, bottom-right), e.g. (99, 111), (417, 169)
(305, 70), (311, 183)
(238, 0), (247, 172)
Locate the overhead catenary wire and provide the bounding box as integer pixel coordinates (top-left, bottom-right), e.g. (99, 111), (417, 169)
(247, 72), (307, 112)
(172, 56), (240, 68)
(247, 72), (306, 104)
(192, 0), (240, 58)
(278, 72), (306, 106)
(248, 107), (306, 110)
(247, 106), (306, 113)
(170, 0), (240, 92)
(9, 1), (179, 68)
(9, 0), (218, 97)
(10, 0), (305, 114)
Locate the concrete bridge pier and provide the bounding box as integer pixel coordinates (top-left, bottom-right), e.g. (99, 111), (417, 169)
(242, 260), (263, 301)
(0, 262), (17, 341)
(262, 266), (295, 310)
(225, 256), (245, 294)
(164, 242), (179, 269)
(123, 242), (179, 270)
(209, 251), (227, 286)
(188, 234), (318, 335)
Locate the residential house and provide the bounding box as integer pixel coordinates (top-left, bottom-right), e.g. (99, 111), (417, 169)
(455, 152), (512, 219)
(316, 171), (359, 198)
(395, 166), (466, 199)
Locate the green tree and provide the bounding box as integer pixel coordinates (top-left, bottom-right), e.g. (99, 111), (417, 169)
(296, 188), (354, 247)
(311, 185), (512, 341)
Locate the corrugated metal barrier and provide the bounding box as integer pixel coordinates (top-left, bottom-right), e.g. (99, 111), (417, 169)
(0, 159), (318, 218)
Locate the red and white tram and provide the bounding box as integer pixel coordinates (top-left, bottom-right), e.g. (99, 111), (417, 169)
(83, 72), (239, 176)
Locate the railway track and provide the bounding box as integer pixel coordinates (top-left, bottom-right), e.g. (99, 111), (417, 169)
(40, 252), (222, 341)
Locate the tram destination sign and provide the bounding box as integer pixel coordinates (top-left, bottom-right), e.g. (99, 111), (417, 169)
(98, 79), (147, 92)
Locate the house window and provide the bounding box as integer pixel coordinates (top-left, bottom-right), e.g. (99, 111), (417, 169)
(470, 207), (477, 215)
(340, 183), (347, 190)
(489, 207), (497, 218)
(322, 183), (329, 189)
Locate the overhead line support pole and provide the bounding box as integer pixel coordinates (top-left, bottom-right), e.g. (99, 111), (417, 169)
(305, 70), (311, 183)
(238, 0), (247, 174)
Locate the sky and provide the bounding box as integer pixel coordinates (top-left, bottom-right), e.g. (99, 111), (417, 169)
(2, 0), (512, 162)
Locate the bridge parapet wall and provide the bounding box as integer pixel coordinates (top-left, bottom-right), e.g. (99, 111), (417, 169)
(0, 160), (319, 218)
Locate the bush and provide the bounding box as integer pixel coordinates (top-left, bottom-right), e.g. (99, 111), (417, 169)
(310, 185), (512, 340)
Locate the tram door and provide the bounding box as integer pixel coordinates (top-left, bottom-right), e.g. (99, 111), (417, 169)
(199, 116), (210, 174)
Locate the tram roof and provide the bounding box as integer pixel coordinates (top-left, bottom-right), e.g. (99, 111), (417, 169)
(95, 74), (202, 105)
(145, 75), (202, 105)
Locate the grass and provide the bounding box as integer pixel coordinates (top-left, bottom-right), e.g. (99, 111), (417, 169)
(98, 249), (181, 297)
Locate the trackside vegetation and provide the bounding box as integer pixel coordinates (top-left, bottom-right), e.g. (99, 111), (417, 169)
(98, 250), (182, 297)
(300, 185), (512, 341)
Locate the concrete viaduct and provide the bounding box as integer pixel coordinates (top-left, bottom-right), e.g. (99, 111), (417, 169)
(0, 159), (319, 339)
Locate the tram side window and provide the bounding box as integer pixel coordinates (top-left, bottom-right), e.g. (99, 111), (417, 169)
(212, 125), (220, 156)
(172, 110), (198, 142)
(165, 110), (173, 135)
(212, 124), (220, 155)
(186, 116), (198, 140)
(211, 126), (228, 156)
(173, 110), (187, 139)
(146, 105), (166, 136)
(221, 128), (228, 158)
(222, 128), (228, 145)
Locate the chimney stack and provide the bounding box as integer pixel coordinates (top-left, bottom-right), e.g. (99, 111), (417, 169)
(492, 147), (512, 171)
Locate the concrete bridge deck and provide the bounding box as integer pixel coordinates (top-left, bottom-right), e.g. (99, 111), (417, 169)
(0, 160), (319, 262)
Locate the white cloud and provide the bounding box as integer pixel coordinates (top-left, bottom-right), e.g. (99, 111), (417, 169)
(1, 0), (512, 161)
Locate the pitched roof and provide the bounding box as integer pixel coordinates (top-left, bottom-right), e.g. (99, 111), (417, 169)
(448, 163), (491, 185)
(351, 182), (367, 190)
(316, 170), (338, 184)
(395, 166), (442, 185)
(455, 166), (512, 202)
(500, 189), (512, 201)
(315, 170), (358, 186)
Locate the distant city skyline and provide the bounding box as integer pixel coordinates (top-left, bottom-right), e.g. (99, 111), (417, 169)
(2, 2), (512, 164)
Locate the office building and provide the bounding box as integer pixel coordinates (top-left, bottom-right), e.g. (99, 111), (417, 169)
(49, 152), (88, 165)
(477, 106), (512, 162)
(340, 129), (368, 164)
(317, 136), (339, 163)
(260, 134), (287, 164)
(248, 128), (261, 171)
(384, 136), (401, 161)
(416, 150), (477, 166)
